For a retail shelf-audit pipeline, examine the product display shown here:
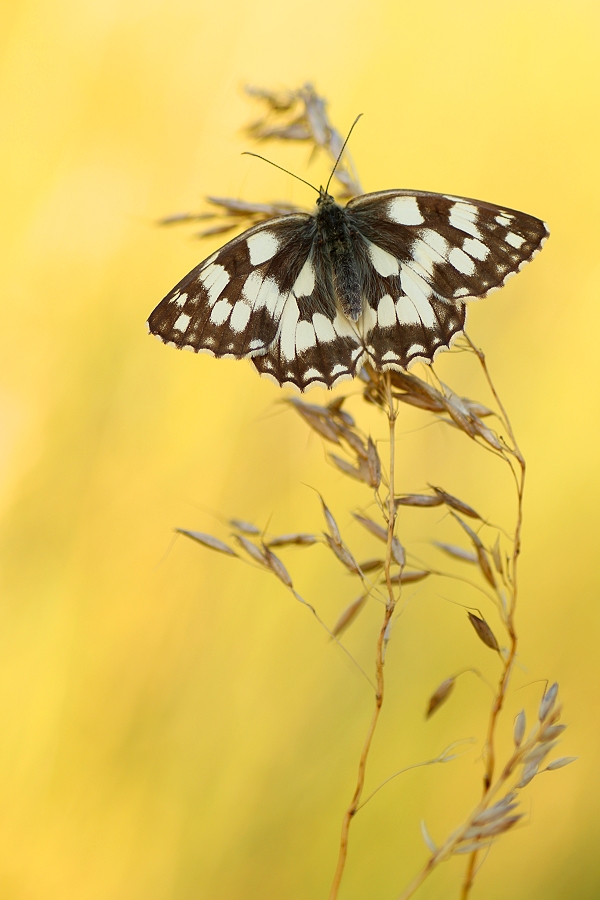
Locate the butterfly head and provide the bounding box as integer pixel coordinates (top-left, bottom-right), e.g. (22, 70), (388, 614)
(316, 187), (336, 208)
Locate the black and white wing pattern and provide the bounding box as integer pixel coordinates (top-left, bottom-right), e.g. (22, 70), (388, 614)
(148, 189), (548, 391)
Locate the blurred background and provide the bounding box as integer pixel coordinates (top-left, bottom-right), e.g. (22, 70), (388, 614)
(1, 0), (599, 897)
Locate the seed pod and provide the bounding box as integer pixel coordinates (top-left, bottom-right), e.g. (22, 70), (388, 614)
(473, 800), (519, 826)
(267, 533), (318, 547)
(395, 493), (443, 508)
(539, 683), (559, 720)
(324, 534), (360, 573)
(332, 594), (368, 637)
(539, 723), (567, 742)
(320, 495), (342, 546)
(453, 515), (496, 588)
(516, 763), (539, 788)
(474, 421), (505, 451)
(229, 519), (261, 535)
(288, 399), (341, 444)
(336, 424), (368, 460)
(434, 541), (477, 563)
(430, 486), (481, 519)
(327, 396), (354, 427)
(454, 842), (493, 855)
(390, 373), (446, 411)
(261, 546), (293, 587)
(329, 454), (366, 482)
(523, 740), (559, 767)
(353, 513), (388, 542)
(462, 398), (494, 418)
(420, 820), (437, 853)
(395, 391), (446, 412)
(391, 537), (406, 567)
(546, 756), (577, 771)
(177, 529), (237, 556)
(366, 437), (381, 488)
(234, 534), (268, 565)
(441, 391), (479, 437)
(426, 677), (456, 718)
(390, 569), (430, 585)
(356, 558), (385, 573)
(491, 535), (503, 574)
(467, 613), (500, 652)
(513, 710), (526, 746)
(464, 814), (522, 840)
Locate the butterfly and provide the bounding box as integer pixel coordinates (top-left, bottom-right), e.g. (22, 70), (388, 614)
(147, 184), (548, 391)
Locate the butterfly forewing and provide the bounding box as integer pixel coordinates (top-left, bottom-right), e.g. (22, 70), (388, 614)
(148, 213), (314, 358)
(148, 187), (548, 390)
(347, 190), (548, 301)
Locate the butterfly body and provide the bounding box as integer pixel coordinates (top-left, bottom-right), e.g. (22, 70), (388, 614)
(148, 188), (548, 391)
(314, 190), (363, 320)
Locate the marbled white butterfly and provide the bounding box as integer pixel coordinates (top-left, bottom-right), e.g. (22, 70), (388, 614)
(148, 172), (548, 390)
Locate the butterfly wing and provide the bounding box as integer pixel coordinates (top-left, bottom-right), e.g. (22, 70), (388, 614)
(345, 190), (549, 370)
(251, 235), (366, 390)
(147, 214), (315, 359)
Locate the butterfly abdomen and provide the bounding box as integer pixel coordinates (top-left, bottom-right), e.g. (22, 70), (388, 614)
(316, 193), (363, 321)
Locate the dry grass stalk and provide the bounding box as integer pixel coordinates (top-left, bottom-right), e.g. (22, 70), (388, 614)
(166, 86), (573, 900)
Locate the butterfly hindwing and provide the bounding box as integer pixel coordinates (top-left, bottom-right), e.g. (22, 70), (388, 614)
(251, 238), (365, 390)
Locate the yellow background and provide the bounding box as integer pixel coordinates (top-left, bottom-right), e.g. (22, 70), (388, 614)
(1, 1), (598, 897)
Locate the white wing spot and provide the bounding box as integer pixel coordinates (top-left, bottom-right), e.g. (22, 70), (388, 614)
(247, 231), (279, 265)
(292, 258), (315, 297)
(382, 350), (400, 361)
(242, 271), (263, 305)
(278, 295), (300, 361)
(295, 320), (317, 353)
(420, 229), (450, 258)
(312, 312), (336, 343)
(505, 231), (526, 249)
(407, 343), (426, 357)
(463, 237), (490, 260)
(229, 302), (251, 333)
(411, 240), (439, 276)
(331, 363), (349, 376)
(388, 196), (424, 226)
(400, 265), (436, 327)
(448, 202), (482, 239)
(359, 303), (377, 335)
(495, 214), (512, 227)
(367, 241), (399, 276)
(303, 368), (322, 380)
(251, 276), (286, 316)
(332, 313), (359, 340)
(449, 246), (476, 275)
(200, 265), (230, 304)
(174, 313), (191, 331)
(377, 294), (397, 327)
(210, 298), (232, 325)
(395, 295), (421, 325)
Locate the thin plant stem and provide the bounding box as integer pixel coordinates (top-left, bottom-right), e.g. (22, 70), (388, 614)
(328, 374), (399, 900)
(458, 343), (525, 900)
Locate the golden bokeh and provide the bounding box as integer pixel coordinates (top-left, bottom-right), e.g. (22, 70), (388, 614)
(1, 1), (599, 897)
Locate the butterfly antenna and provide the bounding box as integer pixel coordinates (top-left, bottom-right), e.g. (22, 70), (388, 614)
(325, 114), (363, 195)
(242, 152), (320, 195)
